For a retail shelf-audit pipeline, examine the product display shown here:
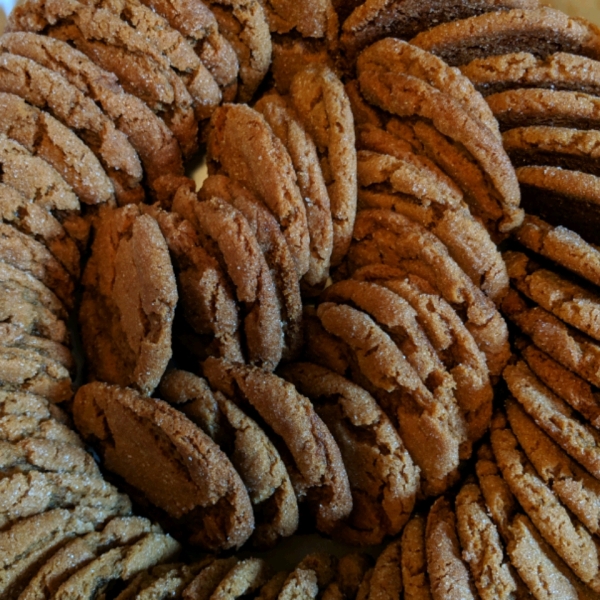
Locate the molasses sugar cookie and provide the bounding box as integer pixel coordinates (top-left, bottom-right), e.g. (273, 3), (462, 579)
(181, 557), (238, 600)
(209, 558), (270, 600)
(400, 514), (431, 600)
(254, 93), (333, 292)
(363, 538), (403, 600)
(289, 66), (356, 267)
(207, 104), (310, 278)
(73, 382), (254, 550)
(80, 205), (177, 395)
(158, 368), (299, 549)
(255, 571), (289, 600)
(410, 7), (600, 66)
(463, 50), (600, 101)
(199, 175), (302, 362)
(202, 357), (353, 534)
(279, 362), (419, 545)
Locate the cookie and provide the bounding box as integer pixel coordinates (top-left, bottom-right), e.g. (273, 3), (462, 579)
(461, 51), (600, 97)
(501, 288), (600, 388)
(310, 301), (460, 496)
(255, 571), (289, 600)
(158, 368), (299, 549)
(182, 558), (238, 600)
(339, 0), (539, 61)
(357, 70), (522, 234)
(0, 183), (81, 280)
(516, 165), (600, 246)
(279, 362), (419, 545)
(515, 214), (600, 288)
(364, 538), (402, 600)
(113, 563), (185, 600)
(0, 51), (144, 205)
(0, 33), (185, 193)
(207, 104), (310, 278)
(0, 90), (114, 207)
(488, 88), (600, 132)
(210, 558), (270, 600)
(74, 381), (255, 550)
(199, 175), (302, 362)
(426, 497), (478, 600)
(455, 482), (519, 600)
(80, 205), (177, 395)
(410, 7), (600, 66)
(278, 566), (319, 600)
(289, 65), (357, 266)
(256, 0), (335, 37)
(335, 554), (372, 600)
(148, 202), (244, 364)
(202, 357), (353, 533)
(182, 196), (284, 370)
(357, 38), (500, 139)
(254, 92), (333, 292)
(202, 0), (272, 102)
(348, 209), (511, 378)
(352, 264), (493, 447)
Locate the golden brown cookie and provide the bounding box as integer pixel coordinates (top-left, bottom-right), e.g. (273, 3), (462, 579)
(210, 558), (270, 600)
(411, 7), (600, 66)
(207, 104), (310, 278)
(461, 51), (600, 97)
(80, 205), (177, 395)
(255, 571), (289, 600)
(515, 214), (600, 288)
(0, 52), (144, 205)
(202, 357), (353, 534)
(289, 65), (357, 267)
(348, 209), (511, 377)
(199, 175), (302, 362)
(254, 92), (334, 292)
(73, 381), (255, 550)
(158, 368), (299, 549)
(363, 539), (402, 600)
(279, 362), (419, 545)
(400, 514), (432, 600)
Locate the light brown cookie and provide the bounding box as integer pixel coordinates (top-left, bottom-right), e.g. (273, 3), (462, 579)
(400, 514), (432, 600)
(352, 264), (493, 447)
(278, 566), (319, 600)
(289, 65), (357, 267)
(80, 205), (177, 395)
(515, 214), (600, 288)
(183, 196), (284, 370)
(339, 0), (539, 61)
(210, 558), (270, 600)
(73, 381), (255, 550)
(113, 563), (185, 600)
(202, 357), (353, 534)
(182, 558), (239, 600)
(0, 51), (144, 205)
(501, 288), (600, 388)
(254, 92), (334, 292)
(0, 409), (83, 448)
(199, 175), (302, 362)
(279, 362), (419, 545)
(207, 103), (310, 278)
(426, 497), (478, 600)
(158, 368), (299, 549)
(349, 209), (511, 378)
(357, 69), (522, 234)
(411, 7), (600, 66)
(256, 0), (334, 37)
(310, 301), (460, 497)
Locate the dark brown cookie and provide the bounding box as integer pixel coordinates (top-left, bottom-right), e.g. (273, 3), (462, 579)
(202, 357), (353, 534)
(207, 103), (310, 278)
(80, 205), (177, 395)
(73, 381), (255, 550)
(411, 7), (600, 66)
(279, 362), (419, 545)
(289, 65), (357, 267)
(0, 51), (144, 205)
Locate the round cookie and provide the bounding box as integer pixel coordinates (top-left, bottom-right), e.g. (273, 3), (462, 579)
(256, 0), (335, 37)
(515, 214), (600, 288)
(202, 357), (353, 534)
(461, 51), (600, 97)
(73, 381), (255, 550)
(352, 264), (493, 447)
(410, 7), (600, 66)
(80, 205), (177, 395)
(0, 91), (114, 207)
(400, 514), (431, 600)
(279, 362), (419, 545)
(0, 52), (144, 205)
(254, 92), (334, 292)
(339, 0), (539, 61)
(289, 65), (357, 267)
(348, 209), (511, 378)
(199, 175), (302, 362)
(207, 103), (310, 278)
(158, 368), (299, 549)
